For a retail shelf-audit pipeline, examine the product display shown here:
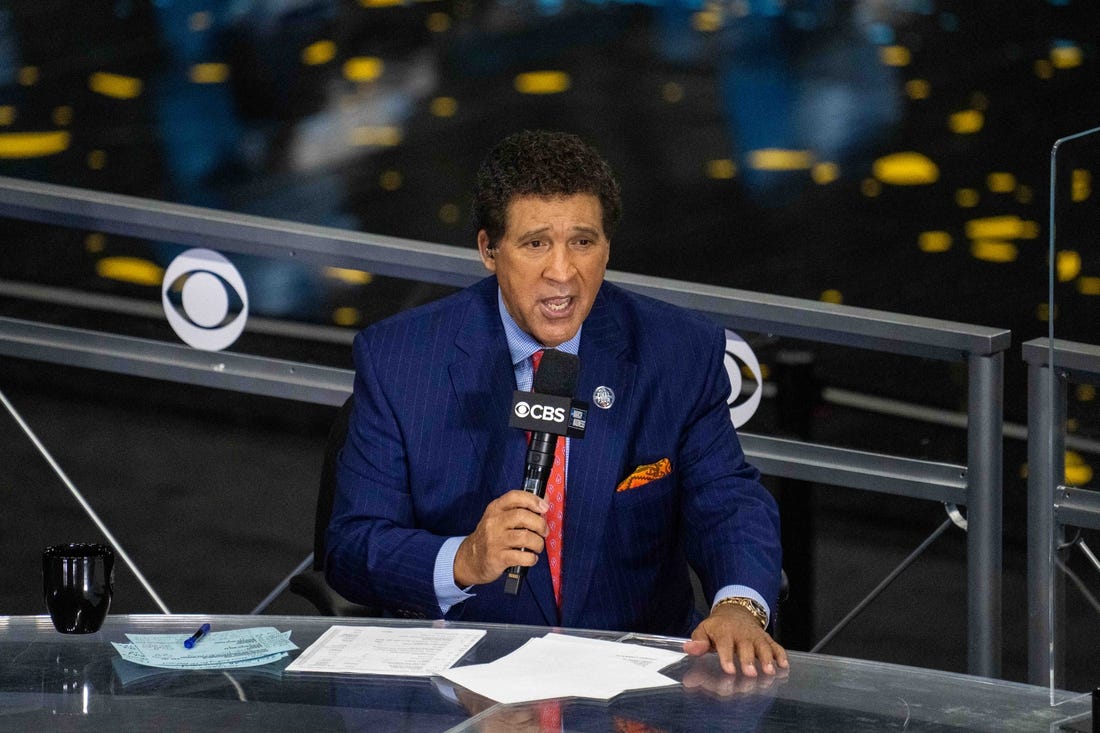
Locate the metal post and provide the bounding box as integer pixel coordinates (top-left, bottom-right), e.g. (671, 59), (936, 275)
(774, 350), (818, 650)
(967, 352), (1003, 677)
(1027, 359), (1066, 687)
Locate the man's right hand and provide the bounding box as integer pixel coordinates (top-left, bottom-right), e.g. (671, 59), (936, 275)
(453, 490), (549, 588)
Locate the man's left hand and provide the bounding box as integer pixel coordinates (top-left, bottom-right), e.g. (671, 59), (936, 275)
(683, 603), (789, 677)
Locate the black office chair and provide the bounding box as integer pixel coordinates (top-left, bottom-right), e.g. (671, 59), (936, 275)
(288, 394), (380, 616)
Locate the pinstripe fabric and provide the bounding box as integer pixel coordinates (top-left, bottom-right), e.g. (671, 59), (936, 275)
(325, 276), (782, 636)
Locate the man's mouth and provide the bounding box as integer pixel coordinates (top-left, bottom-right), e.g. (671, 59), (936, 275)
(542, 296), (573, 314)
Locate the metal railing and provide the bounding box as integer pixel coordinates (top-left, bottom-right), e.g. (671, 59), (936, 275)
(0, 175), (1010, 676)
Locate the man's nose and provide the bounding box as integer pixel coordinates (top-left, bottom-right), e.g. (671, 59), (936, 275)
(542, 245), (576, 281)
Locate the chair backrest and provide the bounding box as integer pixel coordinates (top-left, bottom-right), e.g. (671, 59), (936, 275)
(311, 394), (354, 571)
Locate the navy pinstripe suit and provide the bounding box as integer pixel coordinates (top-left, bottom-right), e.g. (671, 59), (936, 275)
(325, 275), (781, 637)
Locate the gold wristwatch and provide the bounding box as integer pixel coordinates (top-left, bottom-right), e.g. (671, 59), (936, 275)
(714, 596), (768, 628)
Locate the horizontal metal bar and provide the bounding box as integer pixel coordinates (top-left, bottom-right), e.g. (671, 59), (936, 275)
(740, 433), (969, 504)
(0, 316), (353, 406)
(0, 176), (1010, 360)
(1022, 337), (1100, 380)
(611, 271), (1010, 360)
(1055, 487), (1100, 532)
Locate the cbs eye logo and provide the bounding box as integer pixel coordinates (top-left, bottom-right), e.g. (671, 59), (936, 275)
(724, 329), (763, 428)
(161, 248), (249, 352)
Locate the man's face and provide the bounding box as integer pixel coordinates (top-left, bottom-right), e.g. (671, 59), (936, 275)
(478, 193), (610, 347)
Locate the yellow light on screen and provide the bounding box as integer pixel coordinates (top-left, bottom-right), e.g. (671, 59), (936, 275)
(987, 172), (1015, 193)
(1051, 44), (1083, 69)
(965, 215), (1027, 239)
(1065, 450), (1093, 486)
(661, 82), (684, 103)
(1034, 59), (1054, 79)
(379, 170), (403, 190)
(1036, 302), (1056, 321)
(955, 188), (980, 208)
(691, 10), (722, 32)
(1072, 168), (1091, 202)
(332, 307), (362, 327)
(85, 233), (107, 253)
(190, 63), (230, 84)
(970, 239), (1018, 263)
(95, 256), (164, 287)
(89, 71), (143, 99)
(359, 0), (403, 6)
(324, 267), (373, 285)
(918, 231), (952, 253)
(872, 152), (939, 185)
(513, 71), (570, 95)
(350, 125), (402, 146)
(0, 106), (14, 125)
(706, 159), (736, 179)
(879, 45), (911, 67)
(1077, 276), (1100, 296)
(302, 40), (337, 66)
(949, 109), (984, 134)
(1077, 384), (1097, 402)
(748, 149), (813, 171)
(52, 106), (73, 126)
(0, 131), (70, 159)
(820, 290), (843, 304)
(905, 79), (931, 100)
(87, 149), (107, 170)
(430, 96), (457, 117)
(1056, 250), (1081, 282)
(1016, 185), (1034, 204)
(439, 203), (461, 224)
(812, 162), (839, 184)
(861, 178), (881, 197)
(18, 66), (38, 86)
(344, 57), (384, 82)
(426, 12), (451, 32)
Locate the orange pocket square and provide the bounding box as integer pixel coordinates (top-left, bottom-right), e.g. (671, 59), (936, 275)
(616, 458), (672, 492)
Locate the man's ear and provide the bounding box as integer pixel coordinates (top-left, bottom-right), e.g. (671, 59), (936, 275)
(477, 230), (496, 272)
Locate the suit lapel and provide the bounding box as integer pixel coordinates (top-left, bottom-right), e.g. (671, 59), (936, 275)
(560, 288), (634, 626)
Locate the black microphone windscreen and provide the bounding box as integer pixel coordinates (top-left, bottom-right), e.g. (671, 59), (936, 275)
(533, 349), (579, 397)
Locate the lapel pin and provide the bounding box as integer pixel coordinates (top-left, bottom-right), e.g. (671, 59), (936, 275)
(592, 386), (614, 410)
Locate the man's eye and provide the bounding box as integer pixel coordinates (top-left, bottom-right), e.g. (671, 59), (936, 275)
(527, 240), (546, 249)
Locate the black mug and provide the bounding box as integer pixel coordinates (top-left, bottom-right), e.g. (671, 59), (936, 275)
(43, 544), (115, 634)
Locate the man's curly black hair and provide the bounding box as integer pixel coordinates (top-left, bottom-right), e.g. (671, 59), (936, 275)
(472, 130), (622, 248)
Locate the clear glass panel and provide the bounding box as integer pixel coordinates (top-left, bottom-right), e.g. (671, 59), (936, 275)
(1049, 125), (1100, 699)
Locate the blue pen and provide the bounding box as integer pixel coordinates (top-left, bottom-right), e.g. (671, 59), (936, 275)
(183, 623), (211, 649)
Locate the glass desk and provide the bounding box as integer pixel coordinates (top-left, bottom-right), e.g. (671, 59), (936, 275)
(0, 614), (1090, 732)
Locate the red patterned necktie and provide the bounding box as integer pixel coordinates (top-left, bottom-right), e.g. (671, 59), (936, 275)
(530, 349), (566, 609)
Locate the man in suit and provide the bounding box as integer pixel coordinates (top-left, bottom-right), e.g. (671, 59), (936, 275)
(326, 130), (787, 676)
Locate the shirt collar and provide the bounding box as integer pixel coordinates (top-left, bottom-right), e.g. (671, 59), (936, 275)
(497, 288), (582, 365)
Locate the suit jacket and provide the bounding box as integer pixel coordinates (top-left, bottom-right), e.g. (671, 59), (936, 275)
(326, 276), (781, 637)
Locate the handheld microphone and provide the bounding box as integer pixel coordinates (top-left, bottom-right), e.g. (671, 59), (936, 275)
(503, 349), (581, 596)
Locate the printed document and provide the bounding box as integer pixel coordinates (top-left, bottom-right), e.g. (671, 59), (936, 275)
(285, 625), (486, 676)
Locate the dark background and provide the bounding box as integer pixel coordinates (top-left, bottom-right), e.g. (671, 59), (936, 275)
(1, 0), (1099, 691)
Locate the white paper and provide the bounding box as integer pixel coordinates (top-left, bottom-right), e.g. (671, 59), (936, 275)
(438, 633), (684, 704)
(284, 625), (486, 676)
